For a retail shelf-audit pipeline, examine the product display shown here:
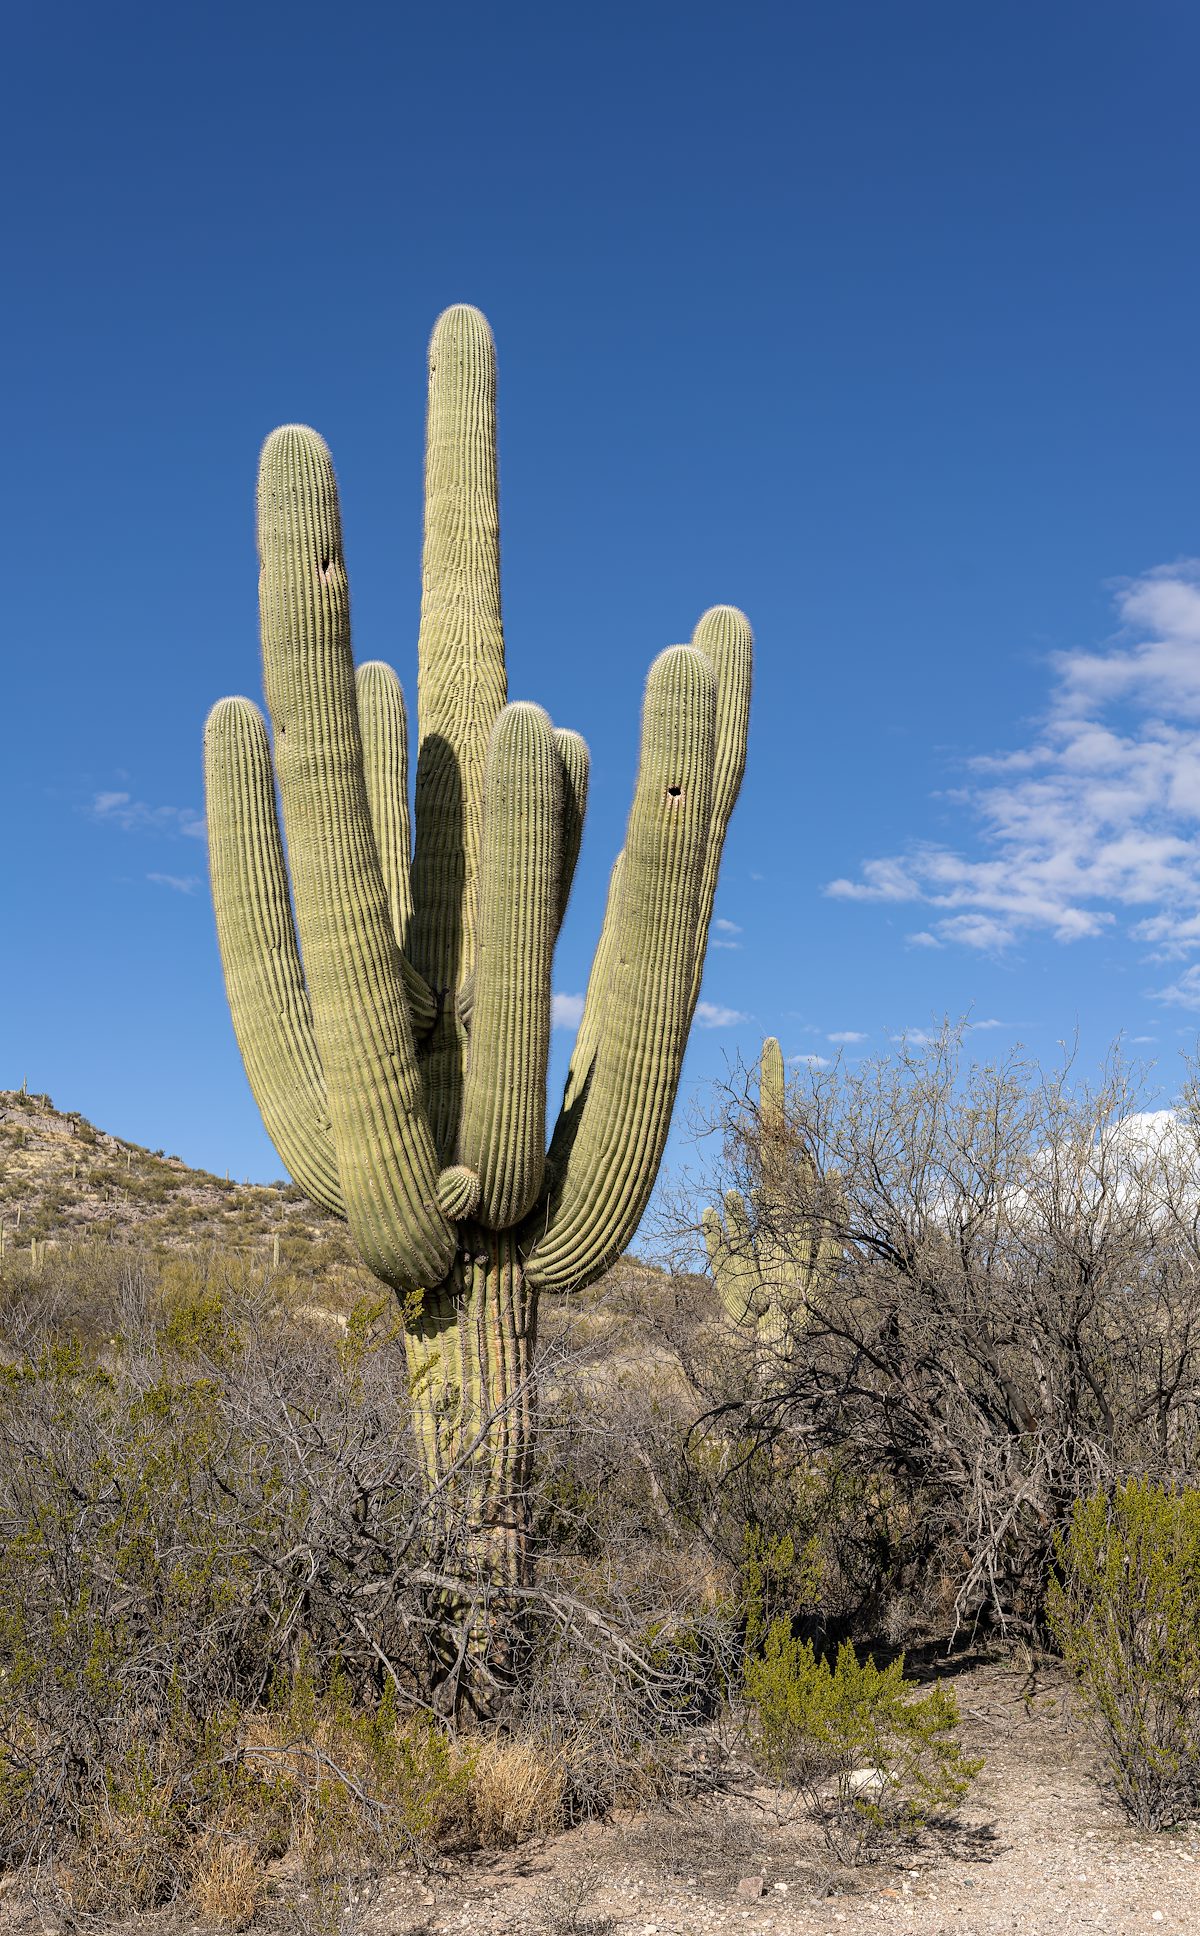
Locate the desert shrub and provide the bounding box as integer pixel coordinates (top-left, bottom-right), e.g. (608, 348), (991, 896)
(1047, 1479), (1200, 1828)
(0, 1242), (751, 1908)
(744, 1627), (980, 1860)
(672, 1027), (1200, 1640)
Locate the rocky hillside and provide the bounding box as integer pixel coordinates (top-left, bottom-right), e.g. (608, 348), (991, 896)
(0, 1087), (359, 1278)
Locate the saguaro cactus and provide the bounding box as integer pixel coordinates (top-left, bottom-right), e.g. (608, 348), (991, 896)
(703, 1038), (839, 1359)
(205, 305), (752, 1594)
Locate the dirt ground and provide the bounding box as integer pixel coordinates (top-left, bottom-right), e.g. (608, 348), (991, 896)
(325, 1657), (1200, 1936)
(4, 1656), (1198, 1936)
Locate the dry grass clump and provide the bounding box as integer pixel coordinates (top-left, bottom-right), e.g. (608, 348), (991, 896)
(467, 1736), (567, 1846)
(187, 1836), (265, 1929)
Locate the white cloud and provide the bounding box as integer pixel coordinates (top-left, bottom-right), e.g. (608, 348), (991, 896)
(147, 873), (200, 895)
(93, 790), (205, 840)
(551, 992), (586, 1030)
(714, 917), (742, 934)
(790, 1052), (830, 1068)
(694, 1001), (749, 1028)
(1149, 965), (1200, 1011)
(827, 560), (1200, 954)
(827, 1030), (867, 1044)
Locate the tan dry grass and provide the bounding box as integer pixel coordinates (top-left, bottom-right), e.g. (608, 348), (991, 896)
(188, 1836), (264, 1929)
(467, 1735), (566, 1847)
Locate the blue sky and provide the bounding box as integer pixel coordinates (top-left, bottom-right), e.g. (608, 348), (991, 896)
(4, 0), (1200, 1194)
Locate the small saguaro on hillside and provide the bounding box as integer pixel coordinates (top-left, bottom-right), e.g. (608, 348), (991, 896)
(203, 304), (752, 1597)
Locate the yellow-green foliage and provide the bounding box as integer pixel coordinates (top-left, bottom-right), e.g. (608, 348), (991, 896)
(744, 1628), (981, 1857)
(1047, 1479), (1200, 1829)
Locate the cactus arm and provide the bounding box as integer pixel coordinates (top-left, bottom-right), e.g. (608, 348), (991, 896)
(704, 1190), (762, 1326)
(203, 696), (345, 1218)
(356, 658), (414, 950)
(356, 660), (437, 1036)
(257, 424), (454, 1293)
(410, 305), (508, 1156)
(553, 729), (590, 931)
(524, 645), (716, 1290)
(686, 606), (754, 1022)
(558, 850), (623, 1123)
(458, 703), (561, 1227)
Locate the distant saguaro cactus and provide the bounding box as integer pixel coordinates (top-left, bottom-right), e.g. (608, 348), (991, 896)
(205, 306), (751, 1599)
(703, 1038), (839, 1359)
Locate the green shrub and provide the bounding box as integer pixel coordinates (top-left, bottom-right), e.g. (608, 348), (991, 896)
(744, 1626), (981, 1860)
(1047, 1479), (1200, 1828)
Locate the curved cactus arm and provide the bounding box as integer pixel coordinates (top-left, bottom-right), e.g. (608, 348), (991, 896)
(458, 702), (561, 1227)
(356, 660), (437, 1036)
(686, 606), (754, 1022)
(203, 697), (345, 1218)
(558, 849), (623, 1124)
(410, 305), (508, 1156)
(553, 728), (590, 931)
(523, 645), (716, 1290)
(257, 425), (454, 1293)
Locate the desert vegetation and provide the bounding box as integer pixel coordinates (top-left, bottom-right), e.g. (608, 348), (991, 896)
(3, 1029), (1200, 1926)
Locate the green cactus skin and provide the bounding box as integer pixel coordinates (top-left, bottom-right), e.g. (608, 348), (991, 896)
(410, 306), (507, 1164)
(457, 702), (560, 1228)
(205, 305), (752, 1603)
(703, 1037), (840, 1359)
(203, 697), (343, 1218)
(553, 729), (589, 927)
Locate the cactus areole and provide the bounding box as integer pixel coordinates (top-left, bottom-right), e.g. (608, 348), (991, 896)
(204, 305), (752, 1601)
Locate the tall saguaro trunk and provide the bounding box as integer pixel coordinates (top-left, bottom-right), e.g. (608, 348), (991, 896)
(404, 1233), (537, 1593)
(203, 306), (753, 1686)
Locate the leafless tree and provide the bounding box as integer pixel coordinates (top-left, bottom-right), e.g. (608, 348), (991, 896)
(665, 1024), (1200, 1638)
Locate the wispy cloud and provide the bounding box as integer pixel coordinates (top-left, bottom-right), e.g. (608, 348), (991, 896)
(827, 1030), (867, 1044)
(827, 562), (1200, 956)
(147, 873), (200, 895)
(552, 992), (586, 1030)
(92, 790), (205, 840)
(790, 1051), (830, 1068)
(1150, 966), (1200, 1011)
(695, 1000), (749, 1028)
(711, 916), (742, 950)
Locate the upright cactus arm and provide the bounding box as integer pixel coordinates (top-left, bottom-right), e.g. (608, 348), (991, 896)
(704, 1190), (762, 1326)
(356, 660), (437, 1036)
(524, 645), (717, 1291)
(203, 696), (344, 1218)
(257, 425), (454, 1293)
(686, 606), (754, 1024)
(553, 729), (589, 930)
(410, 306), (508, 1157)
(558, 849), (624, 1123)
(457, 702), (561, 1227)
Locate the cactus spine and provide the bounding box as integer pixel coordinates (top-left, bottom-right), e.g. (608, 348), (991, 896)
(205, 306), (752, 1599)
(703, 1038), (839, 1357)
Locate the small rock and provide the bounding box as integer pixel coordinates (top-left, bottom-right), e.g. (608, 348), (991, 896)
(736, 1875), (765, 1900)
(1152, 1916), (1164, 1925)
